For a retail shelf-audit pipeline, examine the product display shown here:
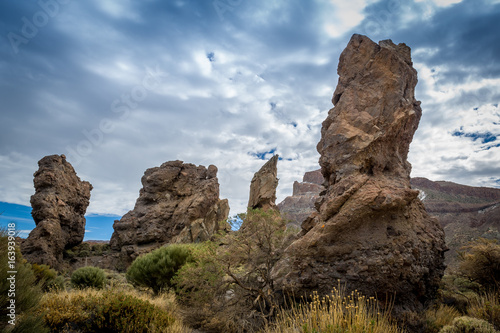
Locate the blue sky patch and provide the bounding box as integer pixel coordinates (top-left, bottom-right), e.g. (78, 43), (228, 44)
(452, 130), (497, 144)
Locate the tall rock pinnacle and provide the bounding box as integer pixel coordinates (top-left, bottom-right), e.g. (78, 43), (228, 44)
(21, 154), (92, 270)
(248, 155), (279, 211)
(272, 34), (446, 315)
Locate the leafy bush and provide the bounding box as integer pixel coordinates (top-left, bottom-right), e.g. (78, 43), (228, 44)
(31, 263), (65, 291)
(71, 266), (106, 289)
(126, 244), (194, 295)
(0, 227), (49, 332)
(459, 238), (500, 291)
(41, 289), (185, 333)
(439, 316), (498, 333)
(440, 275), (481, 313)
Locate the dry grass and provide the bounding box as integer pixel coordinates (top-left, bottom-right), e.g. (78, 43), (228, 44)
(424, 304), (461, 333)
(468, 291), (500, 330)
(40, 287), (191, 333)
(263, 286), (402, 333)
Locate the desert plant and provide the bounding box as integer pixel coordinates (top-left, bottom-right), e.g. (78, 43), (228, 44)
(458, 238), (500, 291)
(425, 304), (462, 333)
(0, 227), (49, 333)
(31, 263), (65, 291)
(439, 316), (498, 333)
(174, 209), (296, 331)
(71, 266), (106, 289)
(264, 286), (401, 333)
(41, 288), (187, 333)
(126, 243), (194, 295)
(468, 292), (500, 330)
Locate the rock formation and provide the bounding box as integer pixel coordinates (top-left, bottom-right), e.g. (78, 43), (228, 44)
(110, 160), (229, 265)
(248, 155), (279, 210)
(21, 154), (92, 270)
(272, 34), (446, 315)
(278, 170), (324, 228)
(411, 177), (500, 268)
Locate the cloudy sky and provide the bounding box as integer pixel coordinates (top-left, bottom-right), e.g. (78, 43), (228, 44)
(1, 0), (499, 239)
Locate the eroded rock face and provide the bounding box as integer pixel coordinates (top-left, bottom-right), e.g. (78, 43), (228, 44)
(110, 160), (229, 264)
(21, 154), (92, 270)
(273, 34), (446, 314)
(278, 169), (324, 228)
(248, 155), (279, 211)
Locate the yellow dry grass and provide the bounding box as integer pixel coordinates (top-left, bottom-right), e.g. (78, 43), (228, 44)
(264, 286), (402, 333)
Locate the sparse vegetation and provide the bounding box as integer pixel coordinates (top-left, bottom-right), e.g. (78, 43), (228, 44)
(126, 243), (194, 295)
(264, 287), (401, 333)
(71, 266), (107, 290)
(41, 288), (188, 333)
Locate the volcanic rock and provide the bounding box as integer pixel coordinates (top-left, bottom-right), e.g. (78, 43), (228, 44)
(21, 154), (92, 270)
(272, 34), (446, 315)
(109, 160), (229, 265)
(278, 169), (324, 228)
(248, 155), (279, 211)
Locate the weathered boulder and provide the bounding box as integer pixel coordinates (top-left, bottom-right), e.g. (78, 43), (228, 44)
(110, 160), (229, 265)
(273, 34), (446, 315)
(21, 154), (92, 270)
(278, 169), (324, 228)
(248, 155), (279, 211)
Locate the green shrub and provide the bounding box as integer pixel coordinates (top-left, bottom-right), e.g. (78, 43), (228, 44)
(126, 244), (193, 295)
(0, 227), (49, 332)
(439, 316), (498, 333)
(32, 263), (65, 291)
(71, 266), (106, 289)
(41, 289), (178, 333)
(425, 304), (462, 333)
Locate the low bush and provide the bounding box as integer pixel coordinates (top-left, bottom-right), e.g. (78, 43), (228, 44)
(71, 266), (106, 289)
(439, 316), (498, 333)
(41, 289), (188, 333)
(126, 244), (194, 295)
(31, 263), (65, 291)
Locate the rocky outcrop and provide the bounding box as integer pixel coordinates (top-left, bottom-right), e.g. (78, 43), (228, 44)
(110, 161), (229, 265)
(21, 154), (92, 270)
(248, 155), (279, 211)
(272, 34), (446, 315)
(411, 177), (500, 268)
(278, 170), (324, 228)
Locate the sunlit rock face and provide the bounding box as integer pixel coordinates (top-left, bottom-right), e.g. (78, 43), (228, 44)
(273, 34), (446, 315)
(110, 160), (229, 265)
